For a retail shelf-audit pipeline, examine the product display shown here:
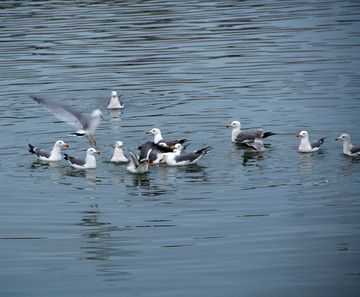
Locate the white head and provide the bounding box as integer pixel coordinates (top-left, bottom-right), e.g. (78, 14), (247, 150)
(55, 140), (69, 147)
(111, 91), (118, 99)
(336, 134), (350, 142)
(87, 148), (100, 155)
(91, 109), (104, 119)
(173, 143), (182, 151)
(227, 121), (241, 129)
(297, 131), (309, 139)
(146, 128), (161, 136)
(115, 141), (124, 148)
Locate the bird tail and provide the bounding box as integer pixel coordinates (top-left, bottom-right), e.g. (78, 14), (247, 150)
(263, 132), (277, 138)
(195, 146), (213, 155)
(63, 154), (70, 160)
(178, 139), (188, 144)
(28, 144), (35, 154)
(68, 132), (86, 137)
(318, 137), (328, 144)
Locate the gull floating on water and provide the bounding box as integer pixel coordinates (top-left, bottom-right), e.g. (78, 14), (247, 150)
(244, 129), (265, 152)
(64, 148), (100, 169)
(107, 91), (124, 109)
(146, 128), (188, 147)
(30, 95), (104, 146)
(297, 131), (326, 153)
(28, 140), (68, 161)
(335, 134), (360, 156)
(161, 143), (212, 166)
(138, 141), (173, 165)
(111, 141), (128, 163)
(226, 121), (276, 144)
(125, 148), (152, 174)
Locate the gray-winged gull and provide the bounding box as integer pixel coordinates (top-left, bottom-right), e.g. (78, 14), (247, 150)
(30, 96), (104, 146)
(161, 143), (212, 166)
(28, 140), (69, 161)
(335, 134), (360, 156)
(107, 91), (124, 109)
(226, 121), (276, 144)
(111, 141), (128, 163)
(64, 148), (100, 169)
(297, 131), (326, 153)
(138, 141), (174, 165)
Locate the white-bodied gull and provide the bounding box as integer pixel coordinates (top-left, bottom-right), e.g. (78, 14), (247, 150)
(297, 131), (326, 153)
(111, 141), (128, 163)
(146, 128), (188, 147)
(125, 148), (152, 174)
(161, 143), (212, 166)
(30, 95), (104, 146)
(107, 91), (124, 109)
(245, 129), (265, 152)
(335, 134), (360, 156)
(28, 140), (68, 161)
(64, 148), (100, 169)
(226, 121), (276, 144)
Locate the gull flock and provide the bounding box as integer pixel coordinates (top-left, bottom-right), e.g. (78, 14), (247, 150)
(28, 92), (360, 174)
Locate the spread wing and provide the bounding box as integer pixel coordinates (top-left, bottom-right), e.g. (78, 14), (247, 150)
(30, 96), (89, 130)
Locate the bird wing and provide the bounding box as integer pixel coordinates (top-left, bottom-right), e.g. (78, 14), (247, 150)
(311, 137), (326, 149)
(234, 131), (255, 143)
(34, 147), (51, 158)
(350, 146), (360, 154)
(30, 96), (89, 130)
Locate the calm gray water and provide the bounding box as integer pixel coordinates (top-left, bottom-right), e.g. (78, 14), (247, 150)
(1, 1), (360, 296)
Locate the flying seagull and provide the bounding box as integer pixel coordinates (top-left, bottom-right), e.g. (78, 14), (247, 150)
(30, 95), (104, 146)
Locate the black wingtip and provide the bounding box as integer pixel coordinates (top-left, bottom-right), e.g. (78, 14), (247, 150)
(63, 154), (69, 160)
(179, 139), (188, 144)
(263, 132), (277, 138)
(28, 144), (35, 154)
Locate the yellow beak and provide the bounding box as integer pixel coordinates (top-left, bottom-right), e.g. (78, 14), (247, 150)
(63, 143), (69, 147)
(146, 131), (152, 134)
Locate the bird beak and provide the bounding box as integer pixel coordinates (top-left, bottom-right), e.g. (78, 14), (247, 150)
(159, 158), (164, 162)
(335, 138), (339, 141)
(95, 151), (100, 154)
(226, 125), (232, 128)
(297, 134), (301, 137)
(63, 143), (69, 147)
(146, 131), (152, 134)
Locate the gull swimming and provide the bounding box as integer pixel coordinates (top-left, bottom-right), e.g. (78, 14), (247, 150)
(107, 91), (124, 109)
(335, 134), (360, 156)
(125, 148), (152, 174)
(64, 148), (100, 169)
(244, 129), (265, 152)
(161, 143), (212, 166)
(146, 128), (188, 147)
(111, 141), (128, 163)
(226, 121), (276, 144)
(30, 95), (104, 146)
(297, 131), (326, 153)
(28, 140), (68, 161)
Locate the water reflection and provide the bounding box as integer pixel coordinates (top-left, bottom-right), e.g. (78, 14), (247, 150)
(63, 168), (98, 187)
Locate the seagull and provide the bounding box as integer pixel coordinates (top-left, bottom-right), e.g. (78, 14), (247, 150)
(245, 129), (265, 152)
(107, 91), (124, 109)
(335, 134), (360, 156)
(125, 148), (152, 174)
(111, 141), (128, 163)
(161, 143), (212, 166)
(30, 95), (104, 146)
(138, 141), (174, 165)
(64, 148), (100, 169)
(146, 128), (188, 147)
(28, 140), (68, 161)
(226, 121), (276, 144)
(297, 131), (326, 153)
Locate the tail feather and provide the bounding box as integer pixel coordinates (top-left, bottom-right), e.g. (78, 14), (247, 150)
(28, 144), (35, 154)
(263, 132), (276, 139)
(195, 146), (213, 155)
(63, 154), (70, 160)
